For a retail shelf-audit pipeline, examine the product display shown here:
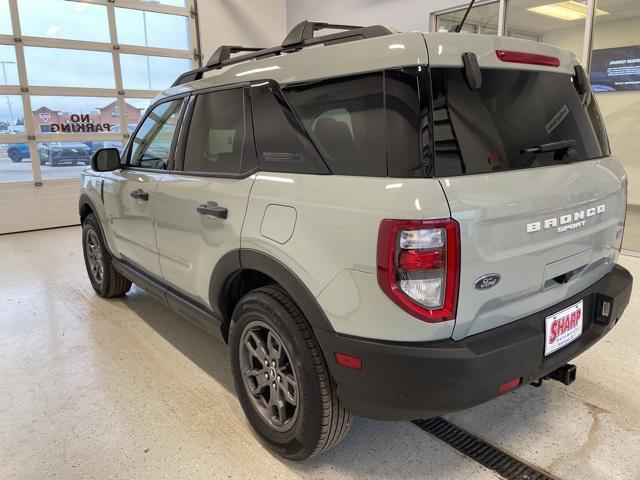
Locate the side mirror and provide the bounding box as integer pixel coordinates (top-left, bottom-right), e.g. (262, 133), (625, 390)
(91, 148), (121, 172)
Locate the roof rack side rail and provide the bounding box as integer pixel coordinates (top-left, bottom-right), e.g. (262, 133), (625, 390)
(282, 21), (363, 48)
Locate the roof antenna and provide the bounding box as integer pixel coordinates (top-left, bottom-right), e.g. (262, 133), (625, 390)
(450, 0), (477, 33)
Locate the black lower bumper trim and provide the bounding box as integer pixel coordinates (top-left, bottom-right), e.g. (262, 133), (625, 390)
(314, 264), (632, 420)
(414, 418), (557, 480)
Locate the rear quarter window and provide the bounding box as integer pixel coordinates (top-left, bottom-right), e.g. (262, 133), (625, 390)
(284, 72), (387, 177)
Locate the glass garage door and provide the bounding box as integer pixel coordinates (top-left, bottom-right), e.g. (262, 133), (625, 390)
(0, 0), (199, 233)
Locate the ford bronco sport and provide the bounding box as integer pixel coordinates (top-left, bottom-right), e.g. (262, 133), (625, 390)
(79, 21), (633, 460)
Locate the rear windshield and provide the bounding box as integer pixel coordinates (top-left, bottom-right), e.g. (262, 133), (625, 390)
(431, 68), (610, 177)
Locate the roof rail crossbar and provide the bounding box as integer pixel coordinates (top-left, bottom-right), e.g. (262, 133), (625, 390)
(206, 45), (266, 68)
(282, 21), (363, 48)
(170, 20), (394, 87)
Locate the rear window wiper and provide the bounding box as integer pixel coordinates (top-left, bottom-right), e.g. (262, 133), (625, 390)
(521, 139), (576, 166)
(521, 139), (576, 154)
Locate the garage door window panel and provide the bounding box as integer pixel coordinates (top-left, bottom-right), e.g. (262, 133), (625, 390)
(18, 0), (110, 43)
(129, 99), (183, 170)
(31, 96), (121, 134)
(120, 54), (191, 90)
(137, 0), (187, 7)
(24, 47), (115, 89)
(0, 0), (10, 34)
(115, 8), (190, 51)
(0, 46), (19, 85)
(0, 95), (25, 134)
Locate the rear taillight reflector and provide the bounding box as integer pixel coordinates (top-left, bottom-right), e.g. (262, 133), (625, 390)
(495, 50), (560, 67)
(499, 377), (522, 394)
(335, 352), (362, 370)
(377, 218), (460, 323)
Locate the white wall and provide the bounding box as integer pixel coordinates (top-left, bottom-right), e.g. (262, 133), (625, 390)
(198, 0), (287, 61)
(544, 18), (640, 205)
(286, 0), (462, 32)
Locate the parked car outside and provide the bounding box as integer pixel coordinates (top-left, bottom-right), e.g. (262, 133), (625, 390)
(38, 142), (92, 166)
(6, 143), (31, 163)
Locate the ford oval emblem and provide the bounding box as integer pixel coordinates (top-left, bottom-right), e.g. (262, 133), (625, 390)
(474, 274), (501, 290)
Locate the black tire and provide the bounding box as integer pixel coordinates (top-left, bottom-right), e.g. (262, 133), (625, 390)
(229, 285), (351, 460)
(8, 150), (21, 163)
(82, 213), (131, 298)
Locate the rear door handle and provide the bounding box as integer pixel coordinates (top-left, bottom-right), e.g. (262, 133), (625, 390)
(196, 202), (228, 219)
(130, 189), (149, 201)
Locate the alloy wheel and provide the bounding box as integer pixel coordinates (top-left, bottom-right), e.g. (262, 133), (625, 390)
(239, 320), (299, 432)
(85, 229), (104, 284)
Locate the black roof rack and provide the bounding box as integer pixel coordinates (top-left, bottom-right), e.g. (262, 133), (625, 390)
(282, 21), (364, 48)
(171, 20), (393, 87)
(206, 45), (266, 68)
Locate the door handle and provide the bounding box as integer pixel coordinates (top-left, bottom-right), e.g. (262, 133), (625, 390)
(196, 202), (228, 219)
(130, 189), (149, 201)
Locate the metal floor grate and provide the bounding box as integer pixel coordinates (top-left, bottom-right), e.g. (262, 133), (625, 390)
(413, 417), (558, 480)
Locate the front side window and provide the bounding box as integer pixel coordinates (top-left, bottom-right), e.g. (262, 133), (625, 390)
(285, 73), (386, 177)
(431, 68), (610, 177)
(129, 99), (182, 169)
(183, 89), (253, 175)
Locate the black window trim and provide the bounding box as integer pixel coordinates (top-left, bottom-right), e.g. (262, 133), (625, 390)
(123, 67), (435, 179)
(124, 92), (189, 173)
(172, 82), (260, 180)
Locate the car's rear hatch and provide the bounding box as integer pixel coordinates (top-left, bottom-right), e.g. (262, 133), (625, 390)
(423, 34), (627, 340)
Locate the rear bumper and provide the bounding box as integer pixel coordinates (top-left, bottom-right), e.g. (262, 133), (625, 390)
(314, 264), (633, 421)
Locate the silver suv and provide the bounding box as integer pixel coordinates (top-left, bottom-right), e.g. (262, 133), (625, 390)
(79, 21), (633, 460)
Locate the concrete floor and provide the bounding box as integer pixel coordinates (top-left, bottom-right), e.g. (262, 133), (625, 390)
(1, 226), (639, 479)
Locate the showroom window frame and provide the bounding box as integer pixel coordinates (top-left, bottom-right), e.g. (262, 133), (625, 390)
(429, 0), (597, 71)
(0, 0), (201, 186)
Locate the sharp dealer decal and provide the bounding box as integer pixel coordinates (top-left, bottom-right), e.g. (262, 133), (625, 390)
(526, 204), (606, 233)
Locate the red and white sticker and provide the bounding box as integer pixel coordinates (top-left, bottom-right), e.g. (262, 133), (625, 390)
(544, 300), (583, 356)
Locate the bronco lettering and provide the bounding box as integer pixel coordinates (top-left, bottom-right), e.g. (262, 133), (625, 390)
(526, 204), (605, 233)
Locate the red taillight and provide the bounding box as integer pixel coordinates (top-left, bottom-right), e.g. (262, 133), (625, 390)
(335, 352), (362, 370)
(398, 249), (444, 271)
(377, 218), (460, 323)
(495, 50), (560, 67)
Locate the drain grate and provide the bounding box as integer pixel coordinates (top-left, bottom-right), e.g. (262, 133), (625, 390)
(413, 417), (558, 480)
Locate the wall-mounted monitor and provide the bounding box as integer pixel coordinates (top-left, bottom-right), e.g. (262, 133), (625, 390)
(590, 45), (640, 92)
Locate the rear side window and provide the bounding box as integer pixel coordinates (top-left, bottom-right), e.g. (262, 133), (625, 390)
(183, 88), (256, 175)
(431, 68), (610, 177)
(251, 83), (329, 174)
(285, 73), (386, 177)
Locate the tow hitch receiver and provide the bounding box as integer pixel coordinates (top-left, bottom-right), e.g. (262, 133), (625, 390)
(531, 364), (577, 387)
